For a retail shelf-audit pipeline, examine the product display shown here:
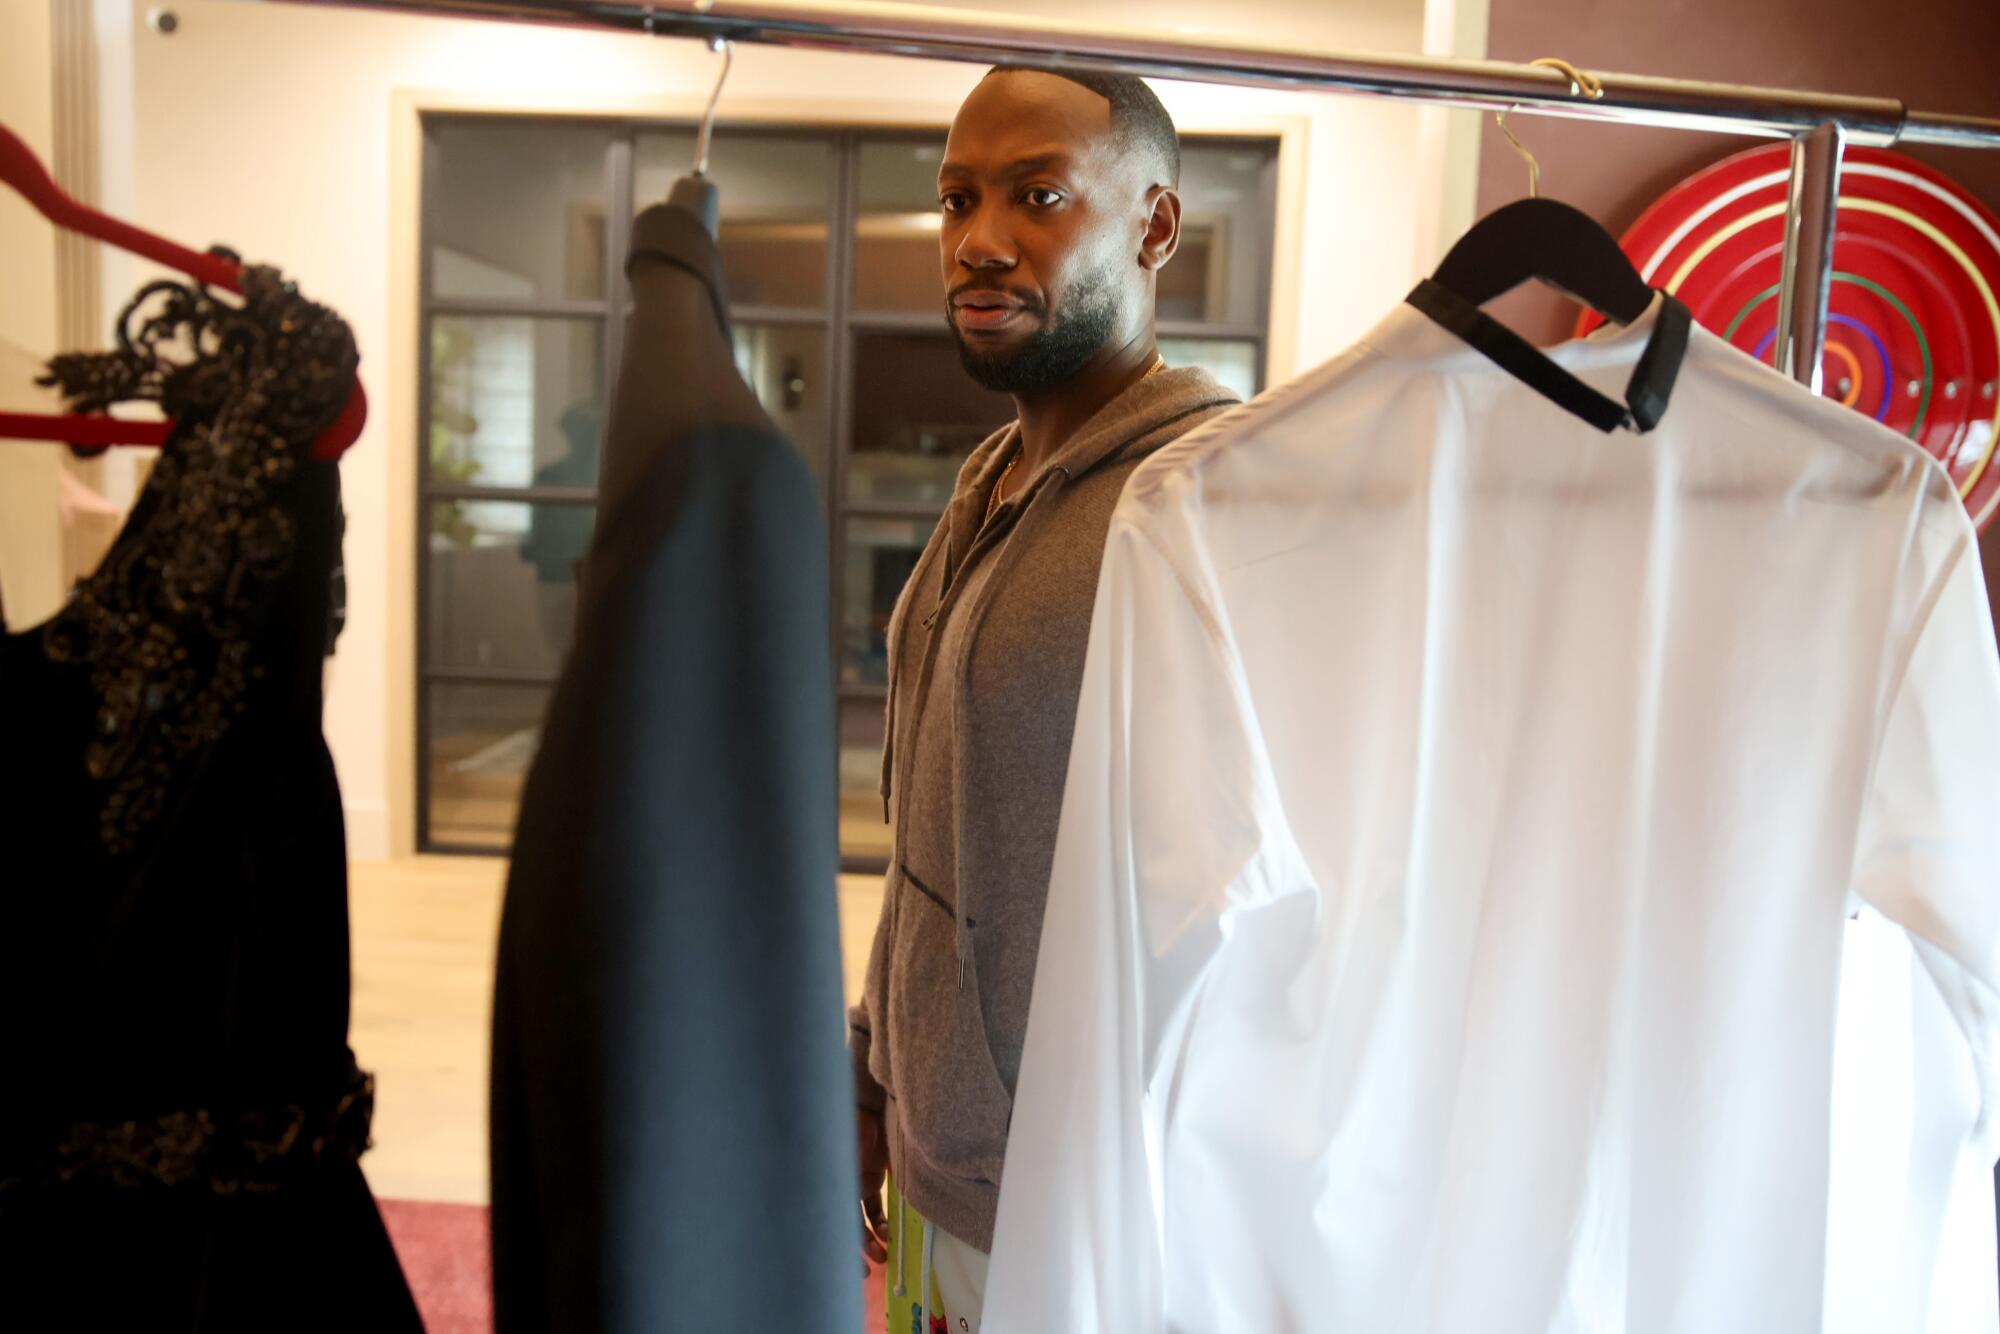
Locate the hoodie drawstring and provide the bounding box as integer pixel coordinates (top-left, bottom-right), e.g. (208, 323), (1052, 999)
(892, 1186), (910, 1299)
(920, 1219), (938, 1330)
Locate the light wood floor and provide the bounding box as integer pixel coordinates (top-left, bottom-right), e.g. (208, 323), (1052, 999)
(350, 857), (886, 1205)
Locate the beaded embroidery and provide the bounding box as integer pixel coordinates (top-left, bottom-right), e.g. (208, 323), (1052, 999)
(34, 259), (357, 855)
(0, 1062), (375, 1195)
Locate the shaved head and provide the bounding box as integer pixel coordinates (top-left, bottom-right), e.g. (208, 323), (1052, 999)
(938, 69), (1184, 396)
(981, 66), (1181, 189)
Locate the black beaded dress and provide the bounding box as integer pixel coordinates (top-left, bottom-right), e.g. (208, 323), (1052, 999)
(0, 265), (423, 1331)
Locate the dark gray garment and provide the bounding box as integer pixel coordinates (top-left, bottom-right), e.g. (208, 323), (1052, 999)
(489, 202), (858, 1334)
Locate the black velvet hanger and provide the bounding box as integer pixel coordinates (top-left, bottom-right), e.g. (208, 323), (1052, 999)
(1432, 197), (1655, 326)
(666, 174), (720, 238)
(1412, 198), (1690, 433)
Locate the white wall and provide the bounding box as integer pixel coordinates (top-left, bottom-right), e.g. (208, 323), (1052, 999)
(1417, 0), (1492, 259)
(111, 0), (1445, 858)
(2, 3), (58, 359)
(0, 0), (67, 631)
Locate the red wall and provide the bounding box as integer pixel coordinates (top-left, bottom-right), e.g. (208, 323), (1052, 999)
(1470, 0), (2000, 637)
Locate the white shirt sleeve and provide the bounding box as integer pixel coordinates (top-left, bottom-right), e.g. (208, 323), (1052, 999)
(1851, 519), (2000, 1151)
(983, 514), (1310, 1334)
(1830, 512), (2000, 1333)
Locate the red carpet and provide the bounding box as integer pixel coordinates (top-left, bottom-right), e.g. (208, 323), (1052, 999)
(865, 1259), (889, 1331)
(379, 1198), (889, 1332)
(378, 1199), (493, 1334)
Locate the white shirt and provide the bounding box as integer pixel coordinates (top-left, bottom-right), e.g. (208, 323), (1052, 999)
(983, 299), (2000, 1334)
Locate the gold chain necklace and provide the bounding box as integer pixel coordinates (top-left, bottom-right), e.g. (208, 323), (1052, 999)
(984, 454), (1019, 524)
(985, 355), (1166, 523)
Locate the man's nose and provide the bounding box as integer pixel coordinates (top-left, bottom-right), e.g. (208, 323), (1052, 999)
(953, 206), (1016, 271)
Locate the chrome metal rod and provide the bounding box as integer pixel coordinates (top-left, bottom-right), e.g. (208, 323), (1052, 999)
(1773, 123), (1845, 389)
(1901, 110), (2000, 150)
(272, 0), (2000, 150)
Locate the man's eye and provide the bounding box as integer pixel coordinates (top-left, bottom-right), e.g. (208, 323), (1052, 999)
(940, 193), (970, 214)
(1024, 187), (1063, 208)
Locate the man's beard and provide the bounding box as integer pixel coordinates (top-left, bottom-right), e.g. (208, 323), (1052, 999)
(950, 262), (1122, 394)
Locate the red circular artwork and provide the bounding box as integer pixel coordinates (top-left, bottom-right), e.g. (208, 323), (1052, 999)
(1577, 145), (2000, 532)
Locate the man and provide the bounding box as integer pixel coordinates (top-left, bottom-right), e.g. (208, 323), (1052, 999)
(849, 66), (1241, 1331)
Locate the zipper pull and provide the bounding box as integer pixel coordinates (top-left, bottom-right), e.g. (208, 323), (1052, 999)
(957, 941), (966, 992)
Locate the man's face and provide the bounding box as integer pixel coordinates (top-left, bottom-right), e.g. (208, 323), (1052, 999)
(938, 72), (1152, 394)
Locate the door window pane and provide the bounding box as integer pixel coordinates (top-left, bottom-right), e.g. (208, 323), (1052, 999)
(849, 332), (1011, 507)
(429, 120), (611, 303)
(842, 516), (934, 687)
(419, 121), (1278, 864)
(1164, 142), (1278, 326)
(634, 132), (834, 308)
(428, 500), (595, 676)
(1161, 336), (1260, 402)
(839, 697), (892, 861)
(855, 138), (947, 314)
(425, 682), (551, 850)
(733, 324), (831, 490)
(429, 316), (606, 490)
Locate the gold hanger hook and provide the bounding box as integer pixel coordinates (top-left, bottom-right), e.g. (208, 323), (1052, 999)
(1529, 56), (1605, 101)
(1495, 105), (1541, 198)
(1492, 56), (1605, 199)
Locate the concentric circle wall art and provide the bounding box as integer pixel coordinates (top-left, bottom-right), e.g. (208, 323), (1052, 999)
(1580, 145), (2000, 532)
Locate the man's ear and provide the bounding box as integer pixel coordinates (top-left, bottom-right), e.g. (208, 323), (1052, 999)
(1138, 186), (1182, 271)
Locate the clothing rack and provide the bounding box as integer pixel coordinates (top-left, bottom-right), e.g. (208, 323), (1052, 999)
(280, 0), (2000, 389)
